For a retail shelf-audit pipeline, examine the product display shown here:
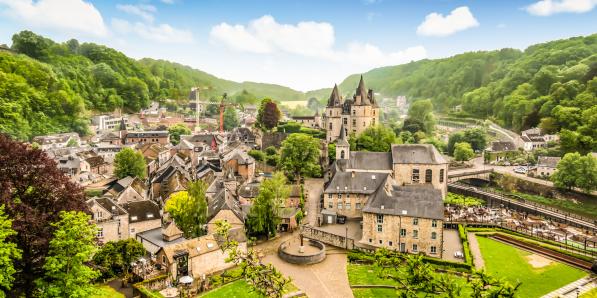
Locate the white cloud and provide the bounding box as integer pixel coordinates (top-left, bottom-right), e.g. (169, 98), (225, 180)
(111, 18), (193, 43)
(210, 15), (425, 69)
(0, 0), (107, 36)
(116, 4), (156, 22)
(525, 0), (597, 16)
(416, 6), (479, 37)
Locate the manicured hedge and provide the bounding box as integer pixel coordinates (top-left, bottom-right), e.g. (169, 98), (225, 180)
(458, 224), (474, 266)
(347, 249), (472, 272)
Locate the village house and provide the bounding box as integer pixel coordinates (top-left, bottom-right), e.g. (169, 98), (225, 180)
(150, 155), (193, 202)
(206, 178), (245, 234)
(121, 200), (162, 239)
(484, 141), (519, 163)
(291, 112), (321, 129)
(138, 143), (171, 178)
(92, 115), (129, 131)
(222, 149), (256, 182)
(125, 131), (170, 145)
(533, 156), (561, 177)
(87, 197), (129, 244)
(230, 127), (258, 148)
(521, 127), (559, 151)
(33, 132), (80, 150)
(136, 221), (187, 256)
(323, 76), (380, 142)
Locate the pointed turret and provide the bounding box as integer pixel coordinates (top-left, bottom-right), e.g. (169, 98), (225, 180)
(355, 75), (367, 105)
(336, 123), (350, 159)
(328, 84), (340, 107)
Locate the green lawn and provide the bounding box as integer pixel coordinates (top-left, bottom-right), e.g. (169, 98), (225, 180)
(90, 285), (125, 298)
(199, 279), (298, 298)
(477, 236), (588, 298)
(580, 287), (597, 298)
(347, 263), (472, 298)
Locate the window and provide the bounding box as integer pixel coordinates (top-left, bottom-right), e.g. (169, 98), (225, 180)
(340, 150), (345, 159)
(343, 118), (347, 125)
(345, 202), (351, 210)
(328, 201), (333, 209)
(377, 224), (383, 232)
(439, 169), (445, 183)
(413, 218), (419, 225)
(413, 230), (418, 239)
(352, 119), (356, 126)
(97, 211), (103, 219)
(329, 110), (332, 116)
(352, 109), (356, 116)
(400, 229), (406, 237)
(347, 193), (350, 199)
(338, 193), (342, 200)
(379, 239), (383, 244)
(97, 228), (103, 238)
(432, 220), (437, 228)
(412, 169), (420, 183)
(369, 238), (372, 243)
(377, 214), (384, 223)
(162, 255), (166, 264)
(400, 243), (406, 252)
(130, 228), (136, 233)
(356, 203), (361, 209)
(430, 246), (437, 254)
(412, 244), (418, 252)
(329, 122), (332, 130)
(431, 232), (437, 240)
(389, 241), (393, 246)
(337, 202), (343, 210)
(328, 193), (332, 199)
(425, 169), (432, 183)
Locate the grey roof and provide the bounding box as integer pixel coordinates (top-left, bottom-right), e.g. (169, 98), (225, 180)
(324, 171), (388, 194)
(363, 185), (443, 220)
(391, 144), (447, 164)
(208, 185), (244, 223)
(490, 141), (517, 152)
(336, 151), (393, 171)
(336, 123), (349, 147)
(238, 182), (261, 198)
(87, 197), (127, 216)
(126, 131), (169, 138)
(136, 227), (187, 248)
(537, 156), (561, 168)
(121, 200), (160, 223)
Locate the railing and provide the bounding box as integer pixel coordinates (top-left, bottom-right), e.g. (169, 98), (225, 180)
(448, 183), (597, 230)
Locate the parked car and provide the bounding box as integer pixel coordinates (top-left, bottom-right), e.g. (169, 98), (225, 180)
(514, 167), (527, 174)
(454, 251), (464, 258)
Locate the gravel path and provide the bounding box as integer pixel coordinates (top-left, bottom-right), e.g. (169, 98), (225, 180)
(467, 233), (485, 269)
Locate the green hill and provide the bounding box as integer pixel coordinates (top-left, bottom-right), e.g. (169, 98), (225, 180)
(0, 31), (306, 140)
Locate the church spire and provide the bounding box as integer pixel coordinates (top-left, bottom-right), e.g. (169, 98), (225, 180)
(335, 123), (349, 159)
(355, 75), (368, 105)
(328, 84), (340, 107)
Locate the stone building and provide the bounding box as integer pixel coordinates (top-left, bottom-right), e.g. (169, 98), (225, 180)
(291, 112), (321, 129)
(125, 131), (170, 145)
(87, 197), (128, 244)
(323, 76), (380, 143)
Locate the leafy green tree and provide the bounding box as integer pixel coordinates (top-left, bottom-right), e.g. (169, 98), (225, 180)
(246, 173), (290, 238)
(0, 205), (21, 297)
(454, 142), (475, 161)
(307, 97), (321, 112)
(257, 98), (281, 131)
(11, 30), (53, 60)
(92, 239), (145, 281)
(223, 107), (239, 131)
(114, 147), (146, 179)
(248, 150), (266, 162)
(36, 211), (99, 298)
(280, 133), (321, 182)
(407, 99), (435, 133)
(576, 153), (597, 193)
(355, 125), (399, 152)
(327, 143), (336, 162)
(168, 124), (191, 145)
(551, 152), (580, 190)
(164, 180), (208, 238)
(462, 128), (487, 152)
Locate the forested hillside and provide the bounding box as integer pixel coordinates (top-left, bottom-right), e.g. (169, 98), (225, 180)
(319, 34), (596, 153)
(0, 31), (304, 140)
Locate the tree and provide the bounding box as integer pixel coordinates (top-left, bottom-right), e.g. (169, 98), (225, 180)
(551, 152), (580, 190)
(355, 125), (399, 152)
(0, 205), (21, 296)
(215, 220), (290, 297)
(168, 124), (191, 145)
(307, 97), (320, 112)
(454, 142), (475, 161)
(0, 135), (88, 297)
(463, 128), (487, 152)
(248, 150), (266, 162)
(114, 147), (146, 179)
(257, 98), (281, 131)
(576, 153), (597, 193)
(223, 107), (239, 131)
(246, 173), (289, 238)
(36, 211), (99, 298)
(11, 30), (53, 60)
(407, 99), (435, 133)
(164, 180), (208, 238)
(92, 239), (145, 281)
(280, 133), (321, 182)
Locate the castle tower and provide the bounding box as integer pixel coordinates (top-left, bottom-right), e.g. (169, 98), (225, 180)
(336, 123), (350, 160)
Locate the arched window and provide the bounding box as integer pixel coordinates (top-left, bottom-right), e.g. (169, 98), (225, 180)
(425, 169), (432, 183)
(340, 150), (345, 159)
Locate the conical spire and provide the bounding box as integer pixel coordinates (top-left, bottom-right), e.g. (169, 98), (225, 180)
(336, 123), (349, 147)
(328, 84), (340, 107)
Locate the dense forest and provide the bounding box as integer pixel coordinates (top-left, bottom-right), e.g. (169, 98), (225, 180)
(311, 34), (597, 153)
(0, 31), (304, 140)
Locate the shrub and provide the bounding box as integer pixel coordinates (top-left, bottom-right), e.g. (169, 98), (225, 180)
(264, 146), (278, 156)
(248, 150), (266, 162)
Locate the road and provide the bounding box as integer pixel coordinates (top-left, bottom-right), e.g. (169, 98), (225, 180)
(304, 178), (324, 227)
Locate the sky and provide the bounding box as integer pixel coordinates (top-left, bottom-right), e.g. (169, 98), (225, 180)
(0, 0), (596, 92)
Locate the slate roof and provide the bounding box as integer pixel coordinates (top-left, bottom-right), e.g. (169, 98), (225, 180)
(238, 182), (261, 198)
(391, 144), (447, 164)
(363, 185), (443, 220)
(121, 200), (160, 223)
(159, 234), (220, 263)
(336, 152), (393, 171)
(325, 172), (389, 194)
(223, 149), (254, 165)
(136, 227), (187, 248)
(490, 141), (517, 152)
(207, 184), (244, 223)
(87, 197), (127, 216)
(537, 156), (561, 168)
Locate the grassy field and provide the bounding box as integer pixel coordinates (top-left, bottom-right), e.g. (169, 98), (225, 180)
(347, 263), (473, 298)
(280, 100), (307, 108)
(512, 192), (597, 219)
(477, 236), (587, 298)
(199, 279), (298, 298)
(90, 285), (125, 298)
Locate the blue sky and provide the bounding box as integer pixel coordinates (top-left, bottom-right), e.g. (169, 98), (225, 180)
(0, 0), (596, 91)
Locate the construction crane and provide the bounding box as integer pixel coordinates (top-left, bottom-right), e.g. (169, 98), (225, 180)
(218, 93), (240, 133)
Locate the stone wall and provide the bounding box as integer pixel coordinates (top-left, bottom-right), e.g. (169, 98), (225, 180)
(278, 239), (326, 265)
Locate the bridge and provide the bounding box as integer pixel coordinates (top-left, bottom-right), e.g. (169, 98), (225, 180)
(448, 182), (597, 232)
(447, 169), (493, 183)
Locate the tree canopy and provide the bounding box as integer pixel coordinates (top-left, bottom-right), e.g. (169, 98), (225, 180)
(453, 142), (475, 161)
(164, 180), (209, 238)
(168, 124), (191, 145)
(280, 133), (321, 182)
(246, 172), (289, 238)
(0, 205), (21, 296)
(257, 98), (281, 131)
(114, 147), (147, 179)
(552, 152), (597, 193)
(223, 107), (239, 131)
(354, 125), (399, 152)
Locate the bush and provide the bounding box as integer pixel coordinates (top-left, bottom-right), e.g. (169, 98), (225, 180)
(248, 150), (266, 162)
(347, 250), (376, 263)
(421, 256), (472, 272)
(458, 225), (474, 266)
(264, 146), (278, 156)
(265, 154), (279, 167)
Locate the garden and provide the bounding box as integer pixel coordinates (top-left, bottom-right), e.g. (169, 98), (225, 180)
(476, 236), (588, 297)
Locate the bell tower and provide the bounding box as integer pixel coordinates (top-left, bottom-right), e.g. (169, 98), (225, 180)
(335, 123), (350, 160)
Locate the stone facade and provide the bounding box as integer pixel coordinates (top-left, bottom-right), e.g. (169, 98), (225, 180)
(361, 213), (443, 257)
(207, 210), (244, 234)
(392, 162), (448, 198)
(323, 76), (380, 143)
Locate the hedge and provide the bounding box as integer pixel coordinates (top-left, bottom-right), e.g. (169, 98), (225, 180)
(458, 224), (474, 266)
(347, 249), (472, 272)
